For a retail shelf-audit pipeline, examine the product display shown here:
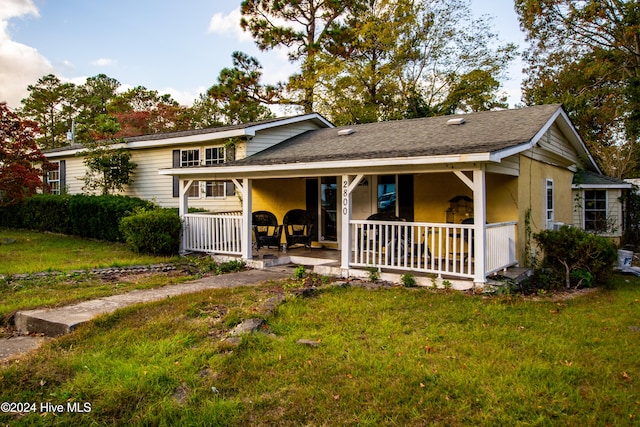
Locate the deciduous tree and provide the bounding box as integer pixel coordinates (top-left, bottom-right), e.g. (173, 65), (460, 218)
(315, 0), (515, 124)
(516, 0), (640, 177)
(0, 102), (52, 205)
(80, 118), (136, 196)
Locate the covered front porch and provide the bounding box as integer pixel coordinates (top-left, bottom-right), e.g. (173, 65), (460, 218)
(174, 166), (519, 286)
(181, 211), (517, 287)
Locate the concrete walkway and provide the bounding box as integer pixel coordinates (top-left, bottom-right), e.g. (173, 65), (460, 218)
(1, 268), (291, 362)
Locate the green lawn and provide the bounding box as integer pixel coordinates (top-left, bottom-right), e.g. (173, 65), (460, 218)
(1, 276), (639, 426)
(0, 228), (193, 320)
(0, 228), (178, 275)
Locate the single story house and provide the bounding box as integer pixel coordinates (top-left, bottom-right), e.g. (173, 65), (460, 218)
(43, 104), (630, 286)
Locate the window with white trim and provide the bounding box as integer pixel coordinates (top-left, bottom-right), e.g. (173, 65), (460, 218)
(205, 181), (226, 198)
(48, 161), (60, 195)
(545, 179), (554, 229)
(187, 180), (200, 198)
(204, 147), (225, 165)
(181, 149), (200, 167)
(205, 181), (235, 198)
(584, 190), (607, 232)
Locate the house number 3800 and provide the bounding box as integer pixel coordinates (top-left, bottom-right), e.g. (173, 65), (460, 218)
(342, 180), (349, 215)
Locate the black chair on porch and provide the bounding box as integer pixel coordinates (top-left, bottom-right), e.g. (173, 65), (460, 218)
(252, 211), (282, 251)
(283, 209), (314, 249)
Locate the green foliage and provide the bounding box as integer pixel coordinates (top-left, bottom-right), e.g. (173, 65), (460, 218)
(20, 74), (76, 150)
(293, 265), (307, 280)
(401, 273), (417, 287)
(0, 194), (154, 242)
(366, 266), (380, 282)
(217, 260), (245, 274)
(205, 51), (277, 125)
(119, 209), (182, 256)
(314, 0), (516, 124)
(516, 0), (640, 177)
(81, 141), (137, 195)
(534, 225), (617, 289)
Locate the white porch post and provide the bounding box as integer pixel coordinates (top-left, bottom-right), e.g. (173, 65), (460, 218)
(340, 175), (353, 276)
(178, 179), (193, 254)
(234, 178), (253, 261)
(340, 174), (364, 277)
(178, 178), (192, 217)
(473, 167), (487, 285)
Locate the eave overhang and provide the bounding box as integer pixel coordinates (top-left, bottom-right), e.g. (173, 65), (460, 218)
(158, 152), (496, 180)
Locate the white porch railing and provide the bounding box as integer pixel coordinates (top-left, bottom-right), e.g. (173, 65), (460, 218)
(182, 212), (243, 255)
(486, 221), (518, 275)
(351, 220), (517, 279)
(180, 213), (518, 280)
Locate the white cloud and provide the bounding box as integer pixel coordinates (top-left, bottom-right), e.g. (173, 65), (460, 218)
(0, 0), (38, 21)
(207, 8), (253, 43)
(92, 58), (115, 67)
(161, 86), (205, 107)
(0, 0), (53, 108)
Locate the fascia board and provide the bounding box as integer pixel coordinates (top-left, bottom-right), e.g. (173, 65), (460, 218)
(126, 129), (249, 149)
(245, 113), (334, 133)
(572, 183), (633, 189)
(158, 153), (494, 177)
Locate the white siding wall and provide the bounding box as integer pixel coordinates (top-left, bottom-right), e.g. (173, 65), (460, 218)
(571, 188), (624, 238)
(62, 155), (87, 195)
(127, 147), (176, 207)
(127, 146), (242, 211)
(246, 122), (324, 157)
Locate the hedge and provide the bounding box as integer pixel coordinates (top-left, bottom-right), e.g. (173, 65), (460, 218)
(0, 194), (155, 242)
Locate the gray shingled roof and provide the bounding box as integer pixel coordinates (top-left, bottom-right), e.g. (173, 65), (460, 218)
(231, 104), (563, 166)
(573, 170), (632, 188)
(43, 113), (326, 154)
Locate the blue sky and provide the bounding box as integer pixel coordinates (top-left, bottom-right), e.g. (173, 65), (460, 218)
(0, 0), (527, 110)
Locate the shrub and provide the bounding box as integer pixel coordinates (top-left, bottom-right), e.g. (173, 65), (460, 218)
(534, 225), (617, 289)
(401, 273), (417, 287)
(119, 209), (182, 256)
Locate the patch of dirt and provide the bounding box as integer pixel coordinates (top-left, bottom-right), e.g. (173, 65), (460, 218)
(533, 287), (600, 302)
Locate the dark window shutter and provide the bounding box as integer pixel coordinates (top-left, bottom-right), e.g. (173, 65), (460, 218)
(172, 150), (180, 197)
(226, 181), (235, 197)
(59, 160), (66, 193)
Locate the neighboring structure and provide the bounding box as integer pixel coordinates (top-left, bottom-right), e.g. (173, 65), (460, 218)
(42, 113), (333, 211)
(572, 171), (632, 245)
(42, 104), (627, 285)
